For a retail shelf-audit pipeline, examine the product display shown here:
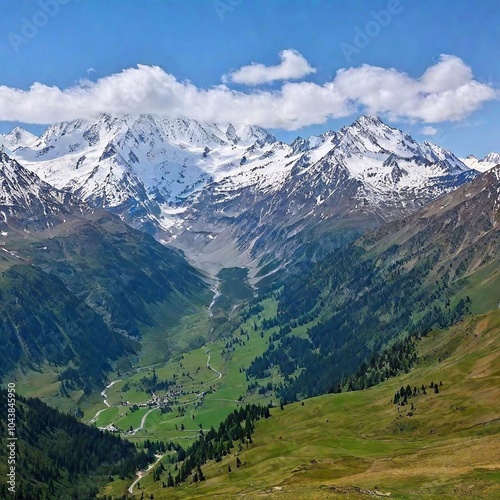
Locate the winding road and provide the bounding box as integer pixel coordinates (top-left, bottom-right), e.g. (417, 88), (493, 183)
(87, 407), (110, 425)
(129, 407), (158, 435)
(206, 353), (223, 381)
(128, 453), (165, 494)
(125, 351), (225, 492)
(86, 349), (227, 493)
(88, 352), (224, 428)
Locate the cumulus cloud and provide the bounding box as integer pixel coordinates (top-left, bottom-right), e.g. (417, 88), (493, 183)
(0, 65), (351, 129)
(420, 126), (438, 136)
(334, 55), (497, 123)
(0, 54), (496, 130)
(224, 49), (316, 85)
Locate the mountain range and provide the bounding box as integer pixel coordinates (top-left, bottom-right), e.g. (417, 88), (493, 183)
(1, 114), (498, 386)
(3, 114), (494, 274)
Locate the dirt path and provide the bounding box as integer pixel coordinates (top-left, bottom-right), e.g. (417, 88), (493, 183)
(88, 407), (110, 425)
(206, 353), (222, 381)
(206, 398), (240, 403)
(128, 407), (158, 435)
(128, 453), (165, 494)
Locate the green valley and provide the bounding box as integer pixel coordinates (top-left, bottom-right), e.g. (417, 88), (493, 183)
(112, 308), (500, 499)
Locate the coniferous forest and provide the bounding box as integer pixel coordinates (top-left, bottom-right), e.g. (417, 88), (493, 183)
(0, 389), (149, 500)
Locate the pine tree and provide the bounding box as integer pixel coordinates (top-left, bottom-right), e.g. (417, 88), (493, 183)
(197, 465), (205, 481)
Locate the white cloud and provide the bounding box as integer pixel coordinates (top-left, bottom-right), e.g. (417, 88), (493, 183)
(420, 126), (438, 136)
(224, 49), (316, 85)
(0, 65), (351, 129)
(333, 55), (497, 123)
(419, 55), (472, 93)
(0, 54), (496, 130)
(86, 67), (96, 75)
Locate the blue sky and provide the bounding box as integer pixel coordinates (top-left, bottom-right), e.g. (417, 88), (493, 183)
(0, 0), (499, 156)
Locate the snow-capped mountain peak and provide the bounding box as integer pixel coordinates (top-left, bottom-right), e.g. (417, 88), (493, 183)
(0, 127), (38, 151)
(0, 150), (84, 230)
(299, 116), (469, 187)
(483, 152), (500, 165)
(8, 114), (283, 233)
(461, 152), (500, 172)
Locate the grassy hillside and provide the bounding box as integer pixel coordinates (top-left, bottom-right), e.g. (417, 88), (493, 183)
(119, 309), (500, 499)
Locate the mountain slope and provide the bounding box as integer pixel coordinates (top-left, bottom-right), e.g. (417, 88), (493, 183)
(0, 264), (133, 389)
(184, 116), (477, 271)
(250, 166), (500, 400)
(140, 309), (500, 499)
(26, 212), (211, 340)
(0, 151), (211, 389)
(0, 151), (85, 231)
(9, 115), (478, 272)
